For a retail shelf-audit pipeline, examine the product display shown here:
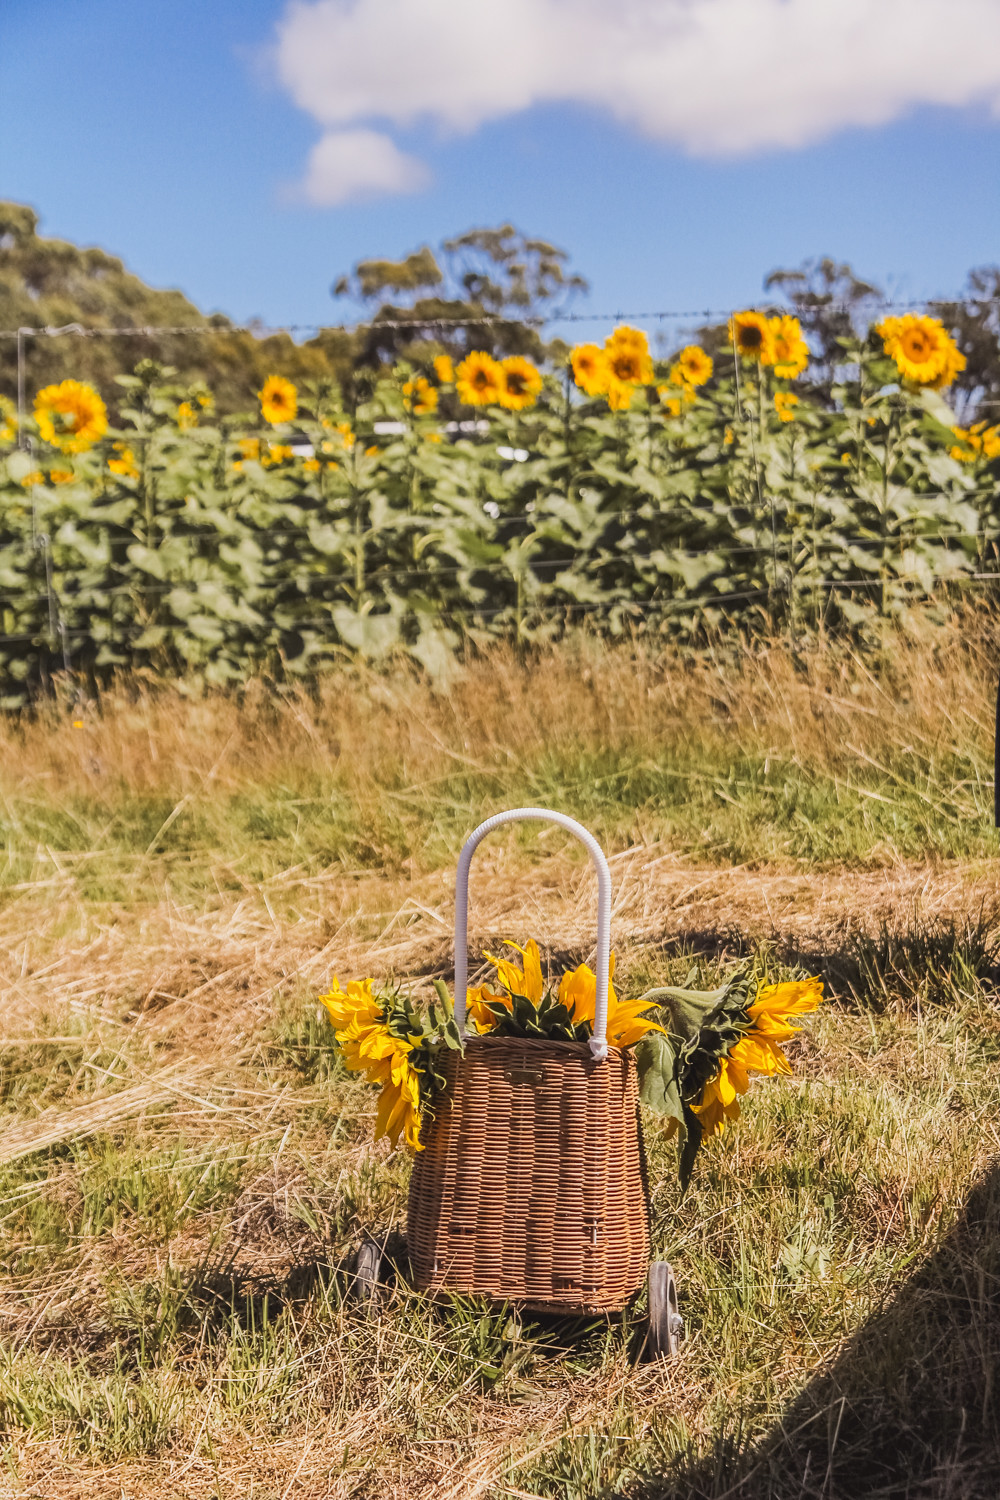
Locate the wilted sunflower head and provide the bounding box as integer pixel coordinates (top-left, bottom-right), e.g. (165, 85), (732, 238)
(34, 380), (108, 454)
(456, 350), (504, 406)
(498, 356), (543, 411)
(258, 374), (298, 424)
(730, 311), (773, 364)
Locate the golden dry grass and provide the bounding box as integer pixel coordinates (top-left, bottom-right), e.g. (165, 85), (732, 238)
(0, 620), (997, 1497)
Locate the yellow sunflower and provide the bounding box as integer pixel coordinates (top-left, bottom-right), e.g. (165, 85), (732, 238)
(672, 345), (714, 387)
(768, 315), (809, 379)
(34, 380), (108, 453)
(927, 339), (967, 391)
(571, 343), (610, 397)
(606, 379), (637, 412)
(774, 391), (799, 423)
(107, 442), (139, 478)
(320, 419), (356, 450)
(402, 375), (438, 415)
(49, 467), (76, 485)
(319, 977), (423, 1151)
(876, 314), (966, 389)
(558, 957), (664, 1048)
(951, 421), (1000, 462)
(19, 470), (44, 488)
(232, 436), (260, 472)
(0, 395), (16, 444)
(604, 325), (654, 386)
(481, 938), (545, 1004)
(456, 350), (504, 406)
(498, 356), (543, 411)
(606, 324), (650, 359)
(473, 939), (663, 1050)
(258, 374), (298, 424)
(433, 354), (455, 384)
(693, 975), (823, 1137)
(730, 311), (774, 364)
(176, 400), (198, 430)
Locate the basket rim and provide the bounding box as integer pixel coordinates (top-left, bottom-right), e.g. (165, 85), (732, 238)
(461, 1034), (628, 1057)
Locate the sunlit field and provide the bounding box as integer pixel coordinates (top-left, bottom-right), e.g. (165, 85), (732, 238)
(0, 618), (997, 1497)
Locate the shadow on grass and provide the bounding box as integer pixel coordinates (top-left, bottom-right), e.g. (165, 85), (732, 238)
(409, 910), (1000, 1014)
(638, 908), (1000, 1013)
(639, 1156), (1000, 1500)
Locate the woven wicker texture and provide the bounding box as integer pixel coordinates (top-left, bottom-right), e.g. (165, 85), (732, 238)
(407, 1037), (650, 1312)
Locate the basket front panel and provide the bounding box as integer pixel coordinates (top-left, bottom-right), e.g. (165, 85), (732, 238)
(407, 1038), (649, 1311)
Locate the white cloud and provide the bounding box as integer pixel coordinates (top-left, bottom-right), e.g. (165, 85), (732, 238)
(299, 127), (430, 205)
(275, 0), (1000, 200)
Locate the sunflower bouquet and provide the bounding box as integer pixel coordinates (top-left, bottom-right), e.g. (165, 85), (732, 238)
(320, 943), (822, 1185)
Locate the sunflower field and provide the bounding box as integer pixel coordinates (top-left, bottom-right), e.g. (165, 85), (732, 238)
(0, 311), (997, 703)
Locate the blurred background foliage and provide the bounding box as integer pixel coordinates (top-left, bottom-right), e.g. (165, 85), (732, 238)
(2, 201), (1000, 707)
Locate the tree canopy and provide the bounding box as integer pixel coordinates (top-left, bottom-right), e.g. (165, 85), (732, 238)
(333, 223), (588, 367)
(0, 201), (350, 413)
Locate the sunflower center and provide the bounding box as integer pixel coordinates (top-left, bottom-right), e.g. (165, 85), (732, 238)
(610, 354), (638, 381)
(903, 332), (932, 361)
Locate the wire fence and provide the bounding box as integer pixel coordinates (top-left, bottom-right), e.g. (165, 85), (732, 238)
(3, 288), (998, 343)
(2, 307), (999, 700)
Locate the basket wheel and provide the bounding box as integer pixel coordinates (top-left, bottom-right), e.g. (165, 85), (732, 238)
(350, 1235), (385, 1310)
(646, 1261), (682, 1359)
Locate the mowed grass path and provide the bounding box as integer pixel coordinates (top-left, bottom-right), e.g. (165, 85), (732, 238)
(0, 623), (997, 1497)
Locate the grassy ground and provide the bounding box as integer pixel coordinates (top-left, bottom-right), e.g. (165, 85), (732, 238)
(0, 618), (997, 1497)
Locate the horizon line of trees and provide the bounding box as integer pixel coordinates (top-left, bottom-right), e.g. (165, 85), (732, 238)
(4, 198), (1000, 420)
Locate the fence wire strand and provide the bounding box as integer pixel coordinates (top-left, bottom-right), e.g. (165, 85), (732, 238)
(2, 289), (998, 344)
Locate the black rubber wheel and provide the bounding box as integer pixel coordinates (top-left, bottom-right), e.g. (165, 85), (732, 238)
(350, 1236), (384, 1310)
(645, 1262), (682, 1359)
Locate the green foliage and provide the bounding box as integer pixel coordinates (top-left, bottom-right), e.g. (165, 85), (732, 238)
(1, 331), (997, 704)
(636, 967), (757, 1187)
(0, 201), (353, 413)
(478, 983), (593, 1043)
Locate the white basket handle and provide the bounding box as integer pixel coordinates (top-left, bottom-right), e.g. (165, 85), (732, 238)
(453, 808), (612, 1062)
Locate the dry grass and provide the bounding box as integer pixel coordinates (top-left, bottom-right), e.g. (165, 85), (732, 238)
(0, 619), (997, 1497)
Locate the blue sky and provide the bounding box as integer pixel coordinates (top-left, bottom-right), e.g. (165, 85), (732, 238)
(3, 0), (1000, 345)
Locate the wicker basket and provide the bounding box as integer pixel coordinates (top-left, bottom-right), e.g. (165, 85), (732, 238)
(406, 808), (651, 1314)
